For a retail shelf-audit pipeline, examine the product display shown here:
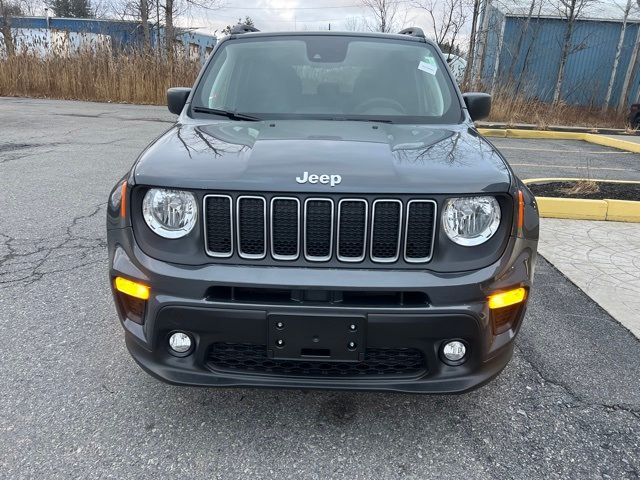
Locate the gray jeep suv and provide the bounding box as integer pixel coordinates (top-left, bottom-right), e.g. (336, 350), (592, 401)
(107, 27), (539, 393)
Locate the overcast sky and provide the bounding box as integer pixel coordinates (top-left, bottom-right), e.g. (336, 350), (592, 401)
(179, 0), (435, 36)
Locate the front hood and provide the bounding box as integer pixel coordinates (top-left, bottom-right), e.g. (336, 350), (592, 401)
(134, 120), (511, 194)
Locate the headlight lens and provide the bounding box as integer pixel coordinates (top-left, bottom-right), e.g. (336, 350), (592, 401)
(142, 188), (197, 238)
(442, 196), (501, 246)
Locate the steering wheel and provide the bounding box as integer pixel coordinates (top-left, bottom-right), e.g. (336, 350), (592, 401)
(353, 97), (406, 115)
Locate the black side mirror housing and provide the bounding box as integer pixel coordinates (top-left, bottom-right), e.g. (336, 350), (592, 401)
(167, 87), (191, 115)
(462, 92), (492, 121)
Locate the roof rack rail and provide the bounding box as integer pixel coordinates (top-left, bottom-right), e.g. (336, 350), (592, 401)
(230, 24), (260, 34)
(398, 27), (425, 38)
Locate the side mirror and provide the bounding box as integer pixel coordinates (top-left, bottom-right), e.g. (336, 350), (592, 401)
(167, 87), (191, 115)
(462, 92), (491, 121)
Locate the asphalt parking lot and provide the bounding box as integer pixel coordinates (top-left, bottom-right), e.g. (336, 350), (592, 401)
(1, 97), (639, 479)
(489, 137), (640, 181)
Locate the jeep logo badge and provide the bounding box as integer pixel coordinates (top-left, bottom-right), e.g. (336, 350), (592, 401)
(296, 172), (342, 187)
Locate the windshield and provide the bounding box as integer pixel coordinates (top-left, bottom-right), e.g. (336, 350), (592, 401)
(191, 35), (462, 124)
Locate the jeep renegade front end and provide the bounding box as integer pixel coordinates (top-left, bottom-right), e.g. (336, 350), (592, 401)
(107, 28), (539, 393)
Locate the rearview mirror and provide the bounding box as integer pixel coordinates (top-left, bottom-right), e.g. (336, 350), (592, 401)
(167, 87), (191, 115)
(462, 92), (491, 121)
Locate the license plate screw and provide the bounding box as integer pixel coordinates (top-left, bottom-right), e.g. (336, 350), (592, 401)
(276, 339), (285, 347)
(348, 341), (357, 350)
(349, 324), (357, 332)
(276, 321), (284, 329)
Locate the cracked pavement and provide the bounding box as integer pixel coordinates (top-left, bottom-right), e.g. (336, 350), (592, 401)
(0, 98), (639, 479)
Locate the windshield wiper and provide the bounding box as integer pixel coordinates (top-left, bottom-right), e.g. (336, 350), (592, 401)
(192, 107), (261, 121)
(331, 117), (394, 124)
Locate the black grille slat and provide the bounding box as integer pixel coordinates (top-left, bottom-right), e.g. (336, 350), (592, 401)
(371, 201), (402, 261)
(338, 200), (367, 261)
(271, 198), (299, 259)
(405, 201), (436, 261)
(204, 195), (232, 256)
(206, 343), (426, 377)
(305, 200), (333, 260)
(237, 197), (266, 258)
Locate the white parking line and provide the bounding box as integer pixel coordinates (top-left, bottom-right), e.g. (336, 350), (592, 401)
(509, 163), (636, 172)
(498, 146), (633, 154)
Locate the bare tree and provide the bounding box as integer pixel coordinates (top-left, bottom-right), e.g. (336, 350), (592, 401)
(139, 0), (151, 50)
(617, 0), (640, 111)
(18, 0), (39, 15)
(552, 0), (598, 105)
(505, 0), (539, 83)
(92, 0), (113, 17)
(343, 16), (368, 31)
(513, 0), (545, 95)
(415, 0), (470, 60)
(164, 0), (173, 57)
(622, 40), (640, 109)
(603, 0), (634, 112)
(0, 0), (20, 57)
(472, 0), (492, 88)
(462, 0), (481, 87)
(361, 0), (400, 33)
(163, 0), (222, 59)
(108, 0), (153, 50)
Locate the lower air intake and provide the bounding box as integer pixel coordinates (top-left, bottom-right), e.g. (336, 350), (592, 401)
(206, 343), (426, 377)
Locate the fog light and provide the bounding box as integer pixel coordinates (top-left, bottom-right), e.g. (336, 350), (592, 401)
(168, 332), (192, 354)
(443, 341), (466, 362)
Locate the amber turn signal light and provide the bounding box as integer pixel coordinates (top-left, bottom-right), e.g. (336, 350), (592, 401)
(120, 181), (127, 218)
(516, 190), (525, 237)
(488, 287), (527, 310)
(114, 276), (150, 300)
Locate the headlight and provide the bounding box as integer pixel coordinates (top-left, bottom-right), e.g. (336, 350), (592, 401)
(442, 196), (501, 246)
(142, 188), (198, 239)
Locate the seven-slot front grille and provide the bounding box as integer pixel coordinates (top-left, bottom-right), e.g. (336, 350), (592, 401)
(204, 194), (437, 264)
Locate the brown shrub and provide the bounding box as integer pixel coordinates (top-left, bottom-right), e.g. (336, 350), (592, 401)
(0, 49), (200, 105)
(487, 84), (627, 130)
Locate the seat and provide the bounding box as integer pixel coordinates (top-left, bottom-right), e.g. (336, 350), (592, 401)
(235, 59), (302, 113)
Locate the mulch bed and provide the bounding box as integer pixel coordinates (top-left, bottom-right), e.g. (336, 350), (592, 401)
(528, 181), (640, 201)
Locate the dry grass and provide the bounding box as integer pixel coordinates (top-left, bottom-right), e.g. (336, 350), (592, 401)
(487, 84), (628, 130)
(560, 179), (600, 196)
(0, 49), (200, 105)
(0, 50), (631, 129)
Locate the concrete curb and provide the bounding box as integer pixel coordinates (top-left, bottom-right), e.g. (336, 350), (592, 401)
(477, 128), (640, 154)
(523, 178), (640, 223)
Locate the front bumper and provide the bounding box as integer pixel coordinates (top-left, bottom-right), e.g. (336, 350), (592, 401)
(109, 227), (536, 393)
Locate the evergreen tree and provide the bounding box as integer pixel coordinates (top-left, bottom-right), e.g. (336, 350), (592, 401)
(222, 16), (255, 35)
(70, 0), (92, 17)
(50, 0), (93, 17)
